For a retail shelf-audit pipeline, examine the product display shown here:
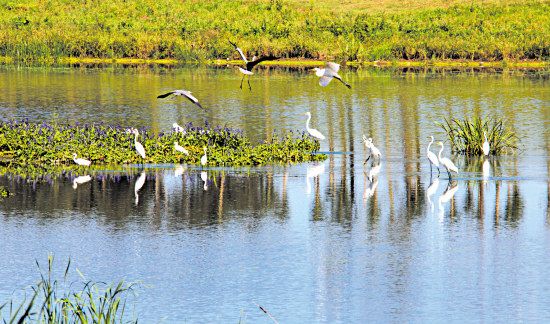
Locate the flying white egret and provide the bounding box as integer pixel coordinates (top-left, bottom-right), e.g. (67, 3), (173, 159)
(228, 40), (279, 90)
(304, 112), (325, 140)
(437, 142), (459, 179)
(134, 171), (146, 205)
(312, 62), (351, 89)
(482, 131), (490, 156)
(157, 90), (204, 109)
(132, 128), (146, 165)
(73, 153), (91, 167)
(426, 136), (440, 175)
(201, 171), (208, 191)
(72, 175), (92, 189)
(200, 146), (208, 167)
(362, 135), (381, 164)
(174, 141), (189, 156)
(426, 178), (440, 213)
(173, 123), (185, 133)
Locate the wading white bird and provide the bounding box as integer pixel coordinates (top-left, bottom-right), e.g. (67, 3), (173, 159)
(132, 128), (146, 165)
(157, 90), (204, 109)
(201, 171), (208, 191)
(426, 136), (440, 175)
(174, 141), (189, 156)
(134, 171), (146, 205)
(200, 147), (208, 167)
(172, 122), (185, 133)
(482, 131), (490, 156)
(304, 112), (325, 140)
(363, 135), (381, 164)
(437, 142), (459, 179)
(229, 40), (279, 90)
(72, 175), (92, 189)
(312, 62), (351, 89)
(73, 153), (91, 167)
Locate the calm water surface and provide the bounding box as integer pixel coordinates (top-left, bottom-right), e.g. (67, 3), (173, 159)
(0, 66), (549, 322)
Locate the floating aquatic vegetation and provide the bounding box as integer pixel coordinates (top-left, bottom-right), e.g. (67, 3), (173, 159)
(0, 255), (136, 323)
(439, 117), (518, 155)
(0, 120), (325, 176)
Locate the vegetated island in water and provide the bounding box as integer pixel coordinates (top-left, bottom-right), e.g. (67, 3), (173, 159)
(0, 0), (548, 67)
(0, 120), (326, 177)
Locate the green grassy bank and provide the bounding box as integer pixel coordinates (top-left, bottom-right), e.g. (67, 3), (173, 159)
(0, 0), (548, 64)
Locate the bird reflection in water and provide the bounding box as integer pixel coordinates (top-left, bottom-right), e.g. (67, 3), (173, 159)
(426, 177), (440, 213)
(482, 158), (490, 185)
(438, 181), (459, 221)
(363, 162), (381, 200)
(201, 171), (208, 191)
(134, 172), (146, 205)
(72, 175), (92, 189)
(174, 164), (186, 177)
(306, 162), (325, 195)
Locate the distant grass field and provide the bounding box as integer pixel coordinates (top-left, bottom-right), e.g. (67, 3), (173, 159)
(0, 0), (548, 63)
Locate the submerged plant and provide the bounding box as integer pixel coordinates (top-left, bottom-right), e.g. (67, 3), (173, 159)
(439, 117), (518, 155)
(0, 255), (136, 323)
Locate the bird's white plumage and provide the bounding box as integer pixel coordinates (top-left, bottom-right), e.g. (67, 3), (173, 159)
(325, 61), (340, 73)
(133, 128), (146, 159)
(363, 135), (381, 161)
(173, 123), (185, 133)
(73, 153), (91, 167)
(305, 112), (325, 140)
(437, 142), (459, 175)
(174, 141), (189, 155)
(201, 171), (208, 191)
(426, 136), (439, 172)
(238, 67), (254, 75)
(319, 75), (333, 87)
(200, 147), (207, 166)
(482, 132), (490, 156)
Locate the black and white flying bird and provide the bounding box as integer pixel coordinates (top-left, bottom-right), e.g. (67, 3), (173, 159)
(313, 62), (351, 89)
(228, 40), (279, 90)
(157, 90), (204, 109)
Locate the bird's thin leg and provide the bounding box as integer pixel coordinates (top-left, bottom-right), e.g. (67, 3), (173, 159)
(240, 75), (244, 89)
(437, 167), (440, 176)
(363, 155), (371, 165)
(247, 77), (252, 91)
(430, 163), (432, 175)
(447, 170), (452, 180)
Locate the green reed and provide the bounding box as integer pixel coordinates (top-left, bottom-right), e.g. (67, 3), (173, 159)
(0, 120), (325, 174)
(0, 255), (136, 323)
(0, 0), (548, 63)
(440, 117), (518, 155)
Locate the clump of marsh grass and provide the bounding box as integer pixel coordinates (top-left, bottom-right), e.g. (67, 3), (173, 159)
(0, 255), (137, 323)
(440, 117), (518, 155)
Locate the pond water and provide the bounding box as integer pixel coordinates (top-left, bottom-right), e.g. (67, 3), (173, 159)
(0, 66), (549, 322)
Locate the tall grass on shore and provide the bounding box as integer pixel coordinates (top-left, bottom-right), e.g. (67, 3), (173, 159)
(0, 0), (548, 63)
(0, 255), (136, 323)
(440, 117), (518, 155)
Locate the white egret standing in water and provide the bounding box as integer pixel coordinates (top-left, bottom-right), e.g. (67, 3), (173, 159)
(312, 62), (351, 89)
(200, 147), (208, 167)
(363, 135), (381, 164)
(304, 112), (325, 141)
(134, 171), (146, 205)
(437, 142), (458, 179)
(228, 40), (279, 90)
(426, 136), (440, 175)
(157, 90), (204, 110)
(72, 175), (92, 189)
(132, 128), (146, 166)
(482, 131), (490, 156)
(73, 153), (91, 167)
(174, 141), (189, 156)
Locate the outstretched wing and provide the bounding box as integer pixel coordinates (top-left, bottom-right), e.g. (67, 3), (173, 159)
(229, 40), (248, 63)
(319, 76), (333, 87)
(325, 61), (340, 73)
(246, 55), (279, 71)
(157, 91), (175, 98)
(181, 91), (204, 109)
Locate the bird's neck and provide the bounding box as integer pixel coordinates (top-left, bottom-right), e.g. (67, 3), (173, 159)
(438, 145), (444, 160)
(427, 138), (433, 151)
(306, 114), (311, 130)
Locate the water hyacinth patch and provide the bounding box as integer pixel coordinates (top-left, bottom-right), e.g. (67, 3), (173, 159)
(0, 120), (326, 173)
